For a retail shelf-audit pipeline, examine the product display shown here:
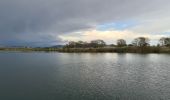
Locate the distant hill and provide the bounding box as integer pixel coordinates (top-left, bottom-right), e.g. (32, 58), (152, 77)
(48, 45), (64, 48)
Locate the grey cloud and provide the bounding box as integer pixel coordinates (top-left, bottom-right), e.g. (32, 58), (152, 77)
(0, 0), (170, 46)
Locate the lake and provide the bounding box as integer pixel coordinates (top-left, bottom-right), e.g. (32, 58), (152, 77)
(0, 52), (170, 100)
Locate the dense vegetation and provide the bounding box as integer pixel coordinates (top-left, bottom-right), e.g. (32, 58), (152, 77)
(1, 37), (170, 53)
(61, 37), (170, 53)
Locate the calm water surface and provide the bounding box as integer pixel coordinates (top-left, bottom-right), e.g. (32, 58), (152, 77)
(0, 52), (170, 100)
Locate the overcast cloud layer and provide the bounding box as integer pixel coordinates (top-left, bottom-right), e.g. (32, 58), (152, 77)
(0, 0), (170, 46)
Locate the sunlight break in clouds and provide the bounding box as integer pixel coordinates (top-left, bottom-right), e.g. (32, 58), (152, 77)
(59, 29), (166, 45)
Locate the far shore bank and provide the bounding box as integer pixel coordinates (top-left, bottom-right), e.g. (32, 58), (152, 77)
(1, 47), (170, 53)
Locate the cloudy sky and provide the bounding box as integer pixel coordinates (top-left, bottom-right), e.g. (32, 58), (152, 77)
(0, 0), (170, 46)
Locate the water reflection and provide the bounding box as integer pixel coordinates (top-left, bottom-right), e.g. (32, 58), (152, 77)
(0, 52), (170, 100)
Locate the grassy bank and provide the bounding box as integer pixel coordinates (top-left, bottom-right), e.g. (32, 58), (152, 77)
(58, 46), (170, 53)
(1, 47), (170, 53)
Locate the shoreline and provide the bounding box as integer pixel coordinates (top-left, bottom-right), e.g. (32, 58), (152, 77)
(1, 47), (170, 54)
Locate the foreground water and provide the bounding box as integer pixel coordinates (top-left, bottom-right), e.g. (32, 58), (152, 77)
(0, 52), (170, 100)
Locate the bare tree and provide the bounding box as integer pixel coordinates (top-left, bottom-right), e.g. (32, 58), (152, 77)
(132, 37), (150, 47)
(117, 39), (126, 47)
(159, 37), (170, 47)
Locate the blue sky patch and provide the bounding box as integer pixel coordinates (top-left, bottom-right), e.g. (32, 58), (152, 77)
(97, 20), (138, 31)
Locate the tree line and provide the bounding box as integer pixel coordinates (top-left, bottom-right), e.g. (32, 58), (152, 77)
(65, 37), (170, 48)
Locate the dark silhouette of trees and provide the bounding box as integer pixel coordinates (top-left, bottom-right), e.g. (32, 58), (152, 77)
(65, 39), (106, 48)
(65, 37), (170, 49)
(62, 37), (170, 53)
(159, 37), (170, 47)
(75, 41), (88, 48)
(90, 39), (106, 48)
(117, 39), (126, 47)
(66, 41), (76, 48)
(132, 37), (150, 47)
